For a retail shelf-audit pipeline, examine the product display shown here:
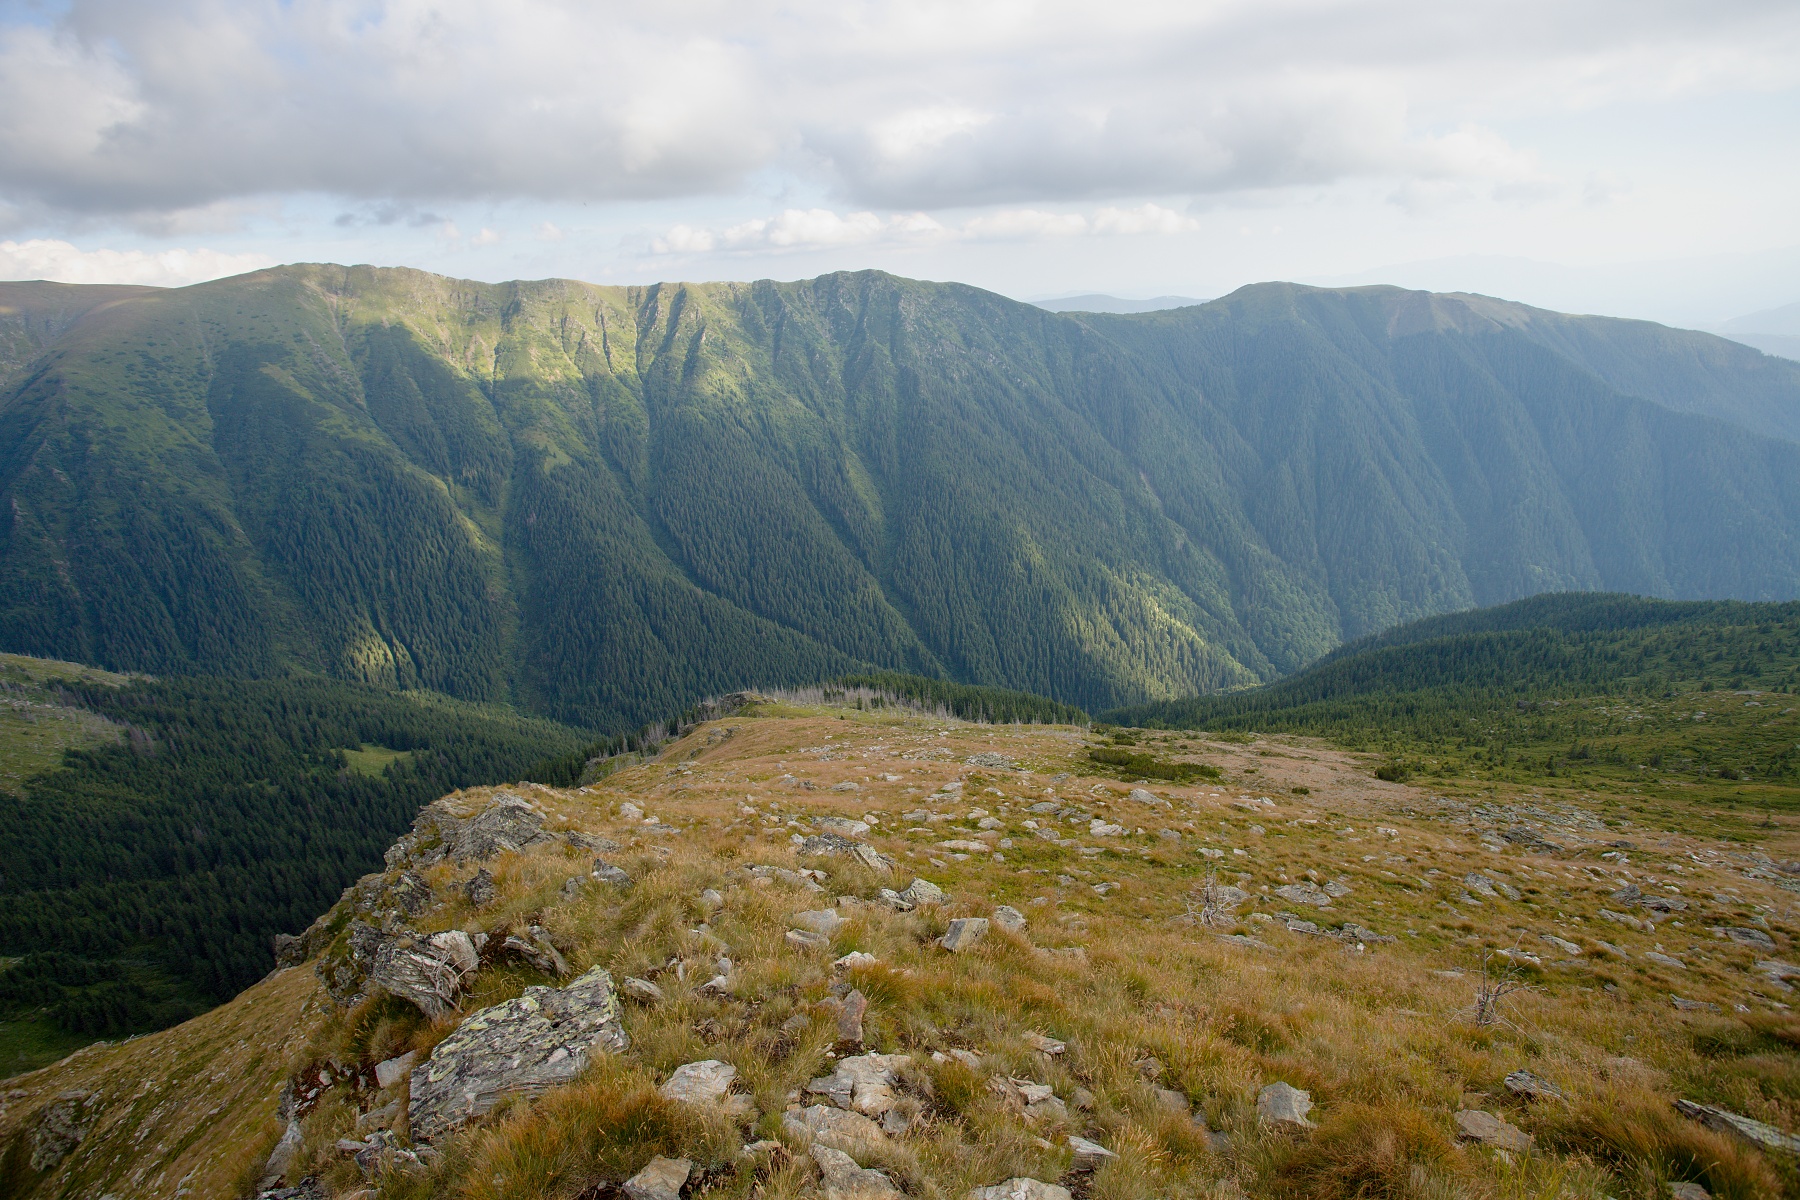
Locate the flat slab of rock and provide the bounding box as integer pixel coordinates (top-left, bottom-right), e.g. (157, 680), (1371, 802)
(793, 909), (847, 935)
(810, 1143), (901, 1200)
(1455, 1109), (1533, 1151)
(661, 1059), (737, 1106)
(969, 1179), (1072, 1200)
(940, 917), (989, 952)
(1258, 1081), (1315, 1129)
(1503, 1069), (1565, 1101)
(1066, 1135), (1117, 1170)
(1272, 883), (1333, 908)
(625, 1156), (691, 1200)
(1675, 1098), (1800, 1155)
(410, 966), (628, 1140)
(784, 1103), (888, 1151)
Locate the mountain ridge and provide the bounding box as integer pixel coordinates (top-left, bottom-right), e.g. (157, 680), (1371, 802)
(2, 266), (1799, 728)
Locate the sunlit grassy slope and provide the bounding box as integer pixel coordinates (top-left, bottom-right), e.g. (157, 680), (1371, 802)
(9, 696), (1798, 1199)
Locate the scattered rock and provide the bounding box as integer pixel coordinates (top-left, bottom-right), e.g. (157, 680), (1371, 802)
(1066, 1135), (1117, 1170)
(698, 888), (725, 911)
(787, 929), (831, 950)
(816, 816), (872, 836)
(623, 977), (665, 1003)
(1502, 1070), (1565, 1101)
(838, 990), (869, 1043)
(967, 752), (1016, 769)
(1755, 960), (1800, 987)
(591, 860), (633, 888)
(834, 951), (878, 973)
(784, 1103), (888, 1151)
(259, 1117), (305, 1187)
(793, 909), (847, 936)
(940, 917), (990, 952)
(1674, 1099), (1800, 1154)
(991, 906), (1028, 935)
(901, 878), (946, 907)
(875, 888), (915, 912)
(1539, 934), (1582, 957)
(409, 966), (628, 1140)
(374, 1051), (417, 1090)
(661, 1059), (738, 1107)
(1670, 995), (1718, 1012)
(1127, 788), (1169, 807)
(1272, 883), (1333, 908)
(624, 1156), (692, 1200)
(749, 864), (826, 893)
(810, 1143), (902, 1199)
(808, 1052), (911, 1117)
(1725, 927), (1776, 950)
(1644, 952), (1688, 970)
(464, 867), (497, 909)
(968, 1179), (1072, 1200)
(1454, 1109), (1533, 1151)
(1025, 1032), (1066, 1055)
(1258, 1082), (1315, 1130)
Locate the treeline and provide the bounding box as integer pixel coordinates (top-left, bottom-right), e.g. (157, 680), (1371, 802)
(829, 672), (1088, 725)
(0, 675), (588, 1033)
(1102, 594), (1800, 782)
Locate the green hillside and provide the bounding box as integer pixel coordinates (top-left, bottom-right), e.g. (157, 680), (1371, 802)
(0, 663), (588, 1068)
(1104, 593), (1800, 824)
(3, 268), (1800, 726)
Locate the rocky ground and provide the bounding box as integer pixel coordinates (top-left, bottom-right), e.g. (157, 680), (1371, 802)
(3, 697), (1798, 1199)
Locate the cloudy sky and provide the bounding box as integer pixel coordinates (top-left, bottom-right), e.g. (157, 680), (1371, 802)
(0, 0), (1796, 326)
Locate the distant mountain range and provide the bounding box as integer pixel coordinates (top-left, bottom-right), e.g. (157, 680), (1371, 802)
(3, 267), (1799, 727)
(1029, 293), (1209, 314)
(1719, 299), (1800, 363)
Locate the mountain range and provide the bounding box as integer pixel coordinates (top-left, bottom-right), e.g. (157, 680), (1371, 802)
(3, 266), (1800, 728)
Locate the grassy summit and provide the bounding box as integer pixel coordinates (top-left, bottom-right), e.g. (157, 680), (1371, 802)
(5, 696), (1796, 1199)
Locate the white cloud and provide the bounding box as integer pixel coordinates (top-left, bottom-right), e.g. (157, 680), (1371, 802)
(0, 238), (272, 286)
(0, 1), (1791, 220)
(652, 202), (1198, 254)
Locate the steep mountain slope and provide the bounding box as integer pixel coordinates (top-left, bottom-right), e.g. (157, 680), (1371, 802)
(2, 269), (1799, 726)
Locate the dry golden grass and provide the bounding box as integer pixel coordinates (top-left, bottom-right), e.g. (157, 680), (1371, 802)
(7, 700), (1800, 1198)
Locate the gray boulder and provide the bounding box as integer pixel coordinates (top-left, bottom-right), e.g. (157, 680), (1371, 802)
(810, 1143), (901, 1200)
(409, 966), (628, 1139)
(783, 1103), (888, 1151)
(967, 752), (1016, 769)
(901, 878), (946, 907)
(29, 1091), (92, 1172)
(1257, 1081), (1315, 1130)
(968, 1180), (1072, 1200)
(940, 917), (989, 953)
(1272, 883), (1333, 908)
(660, 1059), (737, 1107)
(624, 1156), (691, 1200)
(991, 906), (1028, 935)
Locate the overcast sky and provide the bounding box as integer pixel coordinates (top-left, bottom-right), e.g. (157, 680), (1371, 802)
(0, 0), (1796, 326)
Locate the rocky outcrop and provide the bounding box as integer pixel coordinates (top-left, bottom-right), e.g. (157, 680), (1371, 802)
(409, 966), (628, 1140)
(29, 1091), (91, 1172)
(368, 930), (481, 1019)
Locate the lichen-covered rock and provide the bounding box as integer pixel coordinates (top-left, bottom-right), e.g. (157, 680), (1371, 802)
(409, 966), (628, 1139)
(783, 1103), (887, 1151)
(30, 1091), (92, 1171)
(1674, 1098), (1800, 1155)
(369, 941), (466, 1020)
(392, 792), (557, 868)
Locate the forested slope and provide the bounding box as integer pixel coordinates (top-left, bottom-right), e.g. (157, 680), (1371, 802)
(0, 668), (588, 1055)
(2, 269), (1799, 725)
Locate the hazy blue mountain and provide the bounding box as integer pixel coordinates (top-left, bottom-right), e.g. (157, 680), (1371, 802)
(2, 267), (1798, 727)
(1029, 293), (1208, 314)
